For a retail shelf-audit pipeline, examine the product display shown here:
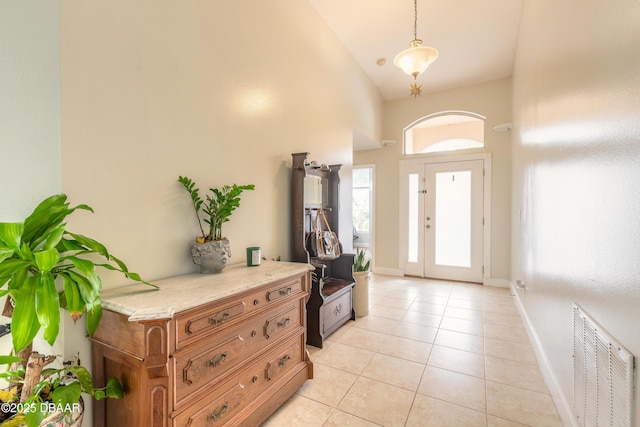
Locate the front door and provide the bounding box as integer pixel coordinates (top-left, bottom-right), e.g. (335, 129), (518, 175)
(400, 157), (486, 283)
(424, 160), (484, 282)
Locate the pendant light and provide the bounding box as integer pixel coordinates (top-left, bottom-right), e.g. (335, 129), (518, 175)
(394, 0), (438, 97)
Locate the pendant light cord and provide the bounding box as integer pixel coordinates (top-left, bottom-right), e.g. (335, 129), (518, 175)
(413, 0), (418, 40)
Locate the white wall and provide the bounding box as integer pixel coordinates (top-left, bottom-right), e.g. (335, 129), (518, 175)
(0, 0), (62, 218)
(511, 0), (640, 421)
(355, 78), (512, 281)
(59, 0), (382, 284)
(0, 0), (64, 363)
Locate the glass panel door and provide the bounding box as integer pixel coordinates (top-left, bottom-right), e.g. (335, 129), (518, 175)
(434, 170), (472, 267)
(424, 160), (483, 282)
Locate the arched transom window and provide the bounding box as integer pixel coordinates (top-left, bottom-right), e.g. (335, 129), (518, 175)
(404, 111), (485, 155)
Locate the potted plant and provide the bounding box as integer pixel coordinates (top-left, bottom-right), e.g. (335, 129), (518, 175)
(0, 194), (156, 426)
(0, 354), (119, 426)
(177, 176), (255, 274)
(352, 248), (371, 317)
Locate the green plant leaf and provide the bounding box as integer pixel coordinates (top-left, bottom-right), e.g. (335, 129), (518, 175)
(61, 274), (84, 321)
(201, 183), (255, 240)
(66, 256), (102, 296)
(11, 275), (41, 352)
(85, 299), (102, 337)
(0, 355), (22, 364)
(24, 409), (47, 427)
(0, 257), (28, 287)
(43, 225), (65, 250)
(73, 203), (94, 213)
(95, 257), (158, 289)
(22, 194), (69, 246)
(24, 196), (93, 249)
(68, 365), (93, 393)
(56, 237), (85, 252)
(65, 232), (110, 259)
(0, 247), (15, 264)
(66, 270), (99, 304)
(51, 381), (81, 408)
(353, 248), (371, 272)
(105, 376), (124, 399)
(35, 271), (61, 346)
(19, 242), (34, 263)
(33, 248), (60, 272)
(2, 263), (27, 293)
(178, 176), (206, 238)
(0, 222), (24, 250)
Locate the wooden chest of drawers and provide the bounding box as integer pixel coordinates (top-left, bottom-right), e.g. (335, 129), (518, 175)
(91, 261), (313, 427)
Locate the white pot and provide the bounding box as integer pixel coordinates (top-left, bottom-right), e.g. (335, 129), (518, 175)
(353, 271), (370, 317)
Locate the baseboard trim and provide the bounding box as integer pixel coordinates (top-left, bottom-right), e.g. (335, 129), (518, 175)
(510, 283), (578, 427)
(485, 278), (510, 288)
(371, 267), (403, 276)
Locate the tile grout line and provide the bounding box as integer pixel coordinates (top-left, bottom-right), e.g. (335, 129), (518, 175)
(273, 275), (560, 426)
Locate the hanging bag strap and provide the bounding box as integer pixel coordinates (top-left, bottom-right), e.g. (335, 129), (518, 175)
(315, 208), (340, 259)
(318, 209), (333, 232)
(310, 208), (321, 232)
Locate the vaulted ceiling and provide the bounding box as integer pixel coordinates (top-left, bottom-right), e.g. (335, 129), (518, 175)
(308, 0), (523, 101)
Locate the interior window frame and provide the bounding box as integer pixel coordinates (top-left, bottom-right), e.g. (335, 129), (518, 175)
(403, 111), (486, 156)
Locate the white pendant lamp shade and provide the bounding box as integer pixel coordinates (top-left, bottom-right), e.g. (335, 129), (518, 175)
(394, 39), (439, 78)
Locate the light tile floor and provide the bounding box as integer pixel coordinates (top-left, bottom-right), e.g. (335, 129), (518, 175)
(262, 274), (563, 427)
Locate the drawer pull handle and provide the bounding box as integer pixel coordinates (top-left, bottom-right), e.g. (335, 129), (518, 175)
(279, 287), (292, 296)
(279, 354), (291, 366)
(208, 352), (227, 368)
(333, 303), (343, 316)
(208, 311), (230, 326)
(208, 402), (228, 422)
(277, 317), (291, 328)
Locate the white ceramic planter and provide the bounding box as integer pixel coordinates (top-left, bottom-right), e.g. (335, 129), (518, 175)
(353, 271), (370, 317)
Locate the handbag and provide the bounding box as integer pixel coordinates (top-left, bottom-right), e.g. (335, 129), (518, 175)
(306, 209), (341, 260)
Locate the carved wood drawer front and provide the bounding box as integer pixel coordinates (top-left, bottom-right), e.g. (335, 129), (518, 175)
(177, 301), (246, 345)
(322, 290), (352, 334)
(178, 335), (244, 399)
(265, 277), (304, 303)
(172, 381), (245, 427)
(263, 305), (300, 341)
(174, 303), (303, 406)
(172, 333), (306, 427)
(175, 277), (304, 349)
(264, 342), (301, 382)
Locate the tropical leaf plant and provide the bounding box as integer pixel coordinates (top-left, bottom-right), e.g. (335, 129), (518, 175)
(0, 194), (156, 352)
(0, 194), (156, 426)
(178, 176), (255, 242)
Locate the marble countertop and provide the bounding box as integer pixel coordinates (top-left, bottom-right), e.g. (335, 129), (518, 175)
(100, 261), (312, 322)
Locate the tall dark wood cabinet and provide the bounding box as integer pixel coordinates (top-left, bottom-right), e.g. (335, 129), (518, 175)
(291, 152), (355, 348)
